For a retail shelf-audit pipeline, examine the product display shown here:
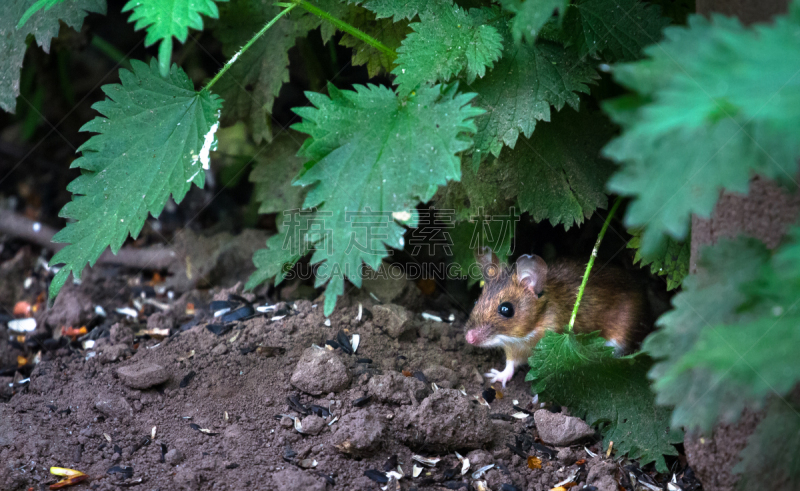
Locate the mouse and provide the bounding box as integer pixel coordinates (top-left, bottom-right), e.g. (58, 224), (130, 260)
(465, 247), (649, 387)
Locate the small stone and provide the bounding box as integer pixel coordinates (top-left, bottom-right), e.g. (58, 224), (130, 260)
(557, 447), (577, 465)
(290, 348), (351, 395)
(367, 372), (428, 405)
(372, 304), (415, 339)
(211, 343), (228, 356)
(280, 416), (294, 428)
(300, 415), (326, 436)
(165, 449), (184, 465)
(534, 409), (595, 446)
(94, 392), (133, 420)
(331, 410), (386, 456)
(395, 388), (492, 452)
(116, 363), (170, 389)
(100, 344), (130, 364)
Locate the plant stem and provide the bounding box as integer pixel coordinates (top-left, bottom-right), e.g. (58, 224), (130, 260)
(204, 3), (297, 92)
(294, 0), (396, 61)
(568, 197), (623, 332)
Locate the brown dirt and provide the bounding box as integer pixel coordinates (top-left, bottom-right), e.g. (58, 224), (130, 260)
(1, 264), (686, 491)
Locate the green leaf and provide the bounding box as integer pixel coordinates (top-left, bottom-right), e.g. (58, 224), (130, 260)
(48, 59), (222, 298)
(496, 0), (567, 44)
(17, 0), (63, 28)
(469, 38), (597, 166)
(484, 107), (615, 229)
(734, 398), (800, 491)
(246, 211), (315, 290)
(649, 227), (800, 433)
(393, 2), (504, 96)
(562, 0), (669, 62)
(291, 83), (484, 315)
(643, 237), (772, 432)
(354, 0), (430, 21)
(249, 130), (307, 214)
(122, 0), (228, 77)
(433, 158), (517, 221)
(627, 228), (689, 290)
(603, 12), (800, 258)
(213, 0), (304, 144)
(449, 216), (516, 286)
(1, 0), (106, 113)
(335, 7), (410, 78)
(526, 331), (682, 472)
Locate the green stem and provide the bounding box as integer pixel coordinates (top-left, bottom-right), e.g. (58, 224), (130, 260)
(204, 3), (297, 92)
(568, 197), (623, 332)
(91, 36), (132, 70)
(294, 0), (396, 61)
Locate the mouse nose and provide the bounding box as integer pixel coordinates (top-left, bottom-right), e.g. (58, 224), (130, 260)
(466, 330), (477, 344)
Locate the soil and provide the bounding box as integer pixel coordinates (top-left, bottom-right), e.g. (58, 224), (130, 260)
(1, 253), (699, 491)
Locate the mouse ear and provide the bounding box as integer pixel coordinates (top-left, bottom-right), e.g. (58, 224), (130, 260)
(474, 247), (501, 281)
(516, 254), (547, 298)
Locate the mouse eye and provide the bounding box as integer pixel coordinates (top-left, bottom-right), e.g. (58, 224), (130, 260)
(498, 302), (514, 318)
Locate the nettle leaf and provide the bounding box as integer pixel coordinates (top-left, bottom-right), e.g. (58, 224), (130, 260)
(48, 59), (222, 297)
(335, 7), (410, 78)
(527, 331), (682, 472)
(393, 2), (504, 96)
(734, 398), (800, 491)
(433, 158), (516, 221)
(213, 0), (305, 144)
(627, 228), (689, 290)
(604, 12), (800, 258)
(289, 83), (483, 315)
(249, 130), (307, 214)
(246, 211), (315, 290)
(643, 237), (772, 432)
(651, 228), (800, 433)
(469, 38), (597, 166)
(496, 0), (567, 44)
(1, 0), (106, 113)
(502, 107), (615, 228)
(354, 0), (429, 21)
(122, 0), (228, 76)
(562, 0), (668, 62)
(450, 217), (516, 286)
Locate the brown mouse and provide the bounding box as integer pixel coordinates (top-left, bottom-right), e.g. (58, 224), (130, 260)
(465, 247), (649, 387)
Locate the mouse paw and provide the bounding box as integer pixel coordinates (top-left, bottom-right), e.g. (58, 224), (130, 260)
(484, 364), (515, 388)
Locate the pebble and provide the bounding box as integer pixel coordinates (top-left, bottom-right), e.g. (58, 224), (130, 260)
(290, 348), (351, 395)
(117, 363), (170, 389)
(534, 409), (595, 446)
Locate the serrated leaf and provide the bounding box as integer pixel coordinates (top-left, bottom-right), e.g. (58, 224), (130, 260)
(643, 237), (772, 432)
(246, 211), (315, 290)
(467, 107), (614, 229)
(1, 0), (106, 113)
(290, 83), (483, 315)
(449, 216), (515, 286)
(16, 0), (64, 28)
(249, 130), (307, 214)
(48, 59), (222, 298)
(433, 158), (516, 221)
(562, 0), (669, 62)
(733, 398), (800, 491)
(526, 331), (682, 472)
(648, 227), (800, 434)
(336, 7), (410, 78)
(122, 0), (227, 76)
(468, 38), (597, 166)
(393, 2), (504, 96)
(354, 0), (430, 21)
(627, 228), (689, 290)
(496, 0), (567, 44)
(603, 12), (800, 258)
(213, 0), (303, 144)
